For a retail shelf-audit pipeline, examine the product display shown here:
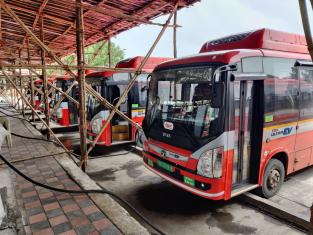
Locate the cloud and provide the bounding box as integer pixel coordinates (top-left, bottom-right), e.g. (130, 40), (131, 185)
(112, 0), (310, 58)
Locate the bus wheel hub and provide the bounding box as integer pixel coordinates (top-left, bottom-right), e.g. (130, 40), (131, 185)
(268, 169), (280, 189)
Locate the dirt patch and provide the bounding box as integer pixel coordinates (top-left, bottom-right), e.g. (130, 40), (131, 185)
(120, 160), (142, 179)
(136, 181), (228, 215)
(87, 168), (118, 181)
(206, 211), (257, 234)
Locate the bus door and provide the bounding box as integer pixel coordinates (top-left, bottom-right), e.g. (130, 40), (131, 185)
(231, 73), (266, 187)
(108, 83), (131, 143)
(294, 62), (313, 170)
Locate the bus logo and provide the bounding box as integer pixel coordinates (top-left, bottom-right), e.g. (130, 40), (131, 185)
(161, 150), (167, 158)
(164, 121), (174, 130)
(283, 127), (293, 135)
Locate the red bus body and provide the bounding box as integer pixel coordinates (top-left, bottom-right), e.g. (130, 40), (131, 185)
(86, 56), (171, 146)
(143, 29), (313, 200)
(53, 75), (72, 127)
(53, 70), (93, 127)
(33, 78), (55, 111)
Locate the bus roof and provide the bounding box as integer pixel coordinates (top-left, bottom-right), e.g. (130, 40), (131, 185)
(56, 70), (94, 81)
(115, 56), (172, 72)
(199, 28), (308, 54)
(155, 29), (311, 71)
(86, 56), (172, 79)
(34, 77), (55, 84)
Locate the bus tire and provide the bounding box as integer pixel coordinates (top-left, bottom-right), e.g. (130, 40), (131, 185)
(258, 159), (285, 198)
(135, 130), (144, 148)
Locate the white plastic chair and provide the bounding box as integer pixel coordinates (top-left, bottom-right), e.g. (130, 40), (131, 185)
(0, 117), (12, 148)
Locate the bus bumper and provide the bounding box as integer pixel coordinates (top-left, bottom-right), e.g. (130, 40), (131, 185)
(143, 153), (225, 200)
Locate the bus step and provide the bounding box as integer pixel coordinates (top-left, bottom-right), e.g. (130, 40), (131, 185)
(231, 184), (259, 198)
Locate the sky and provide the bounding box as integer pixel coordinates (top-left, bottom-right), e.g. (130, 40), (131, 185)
(112, 0), (312, 59)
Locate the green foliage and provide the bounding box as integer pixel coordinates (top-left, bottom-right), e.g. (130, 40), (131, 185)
(85, 41), (124, 67)
(48, 40), (124, 76)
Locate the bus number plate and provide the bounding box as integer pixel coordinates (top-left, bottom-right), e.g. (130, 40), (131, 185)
(157, 160), (174, 172)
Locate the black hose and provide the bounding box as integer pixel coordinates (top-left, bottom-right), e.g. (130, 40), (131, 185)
(0, 105), (163, 234)
(0, 153), (166, 235)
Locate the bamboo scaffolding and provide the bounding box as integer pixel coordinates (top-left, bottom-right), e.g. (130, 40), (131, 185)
(86, 1), (180, 156)
(298, 1), (313, 232)
(40, 15), (51, 139)
(1, 64), (148, 73)
(76, 0), (88, 171)
(1, 69), (72, 156)
(0, 0), (196, 170)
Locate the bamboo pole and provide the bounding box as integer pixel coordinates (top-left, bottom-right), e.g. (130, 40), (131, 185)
(108, 38), (112, 67)
(78, 2), (179, 28)
(1, 69), (71, 155)
(310, 203), (313, 235)
(86, 1), (180, 155)
(27, 38), (35, 122)
(48, 83), (79, 106)
(173, 11), (178, 58)
(1, 64), (147, 73)
(299, 1), (313, 232)
(76, 0), (88, 171)
(40, 15), (51, 139)
(88, 40), (106, 65)
(18, 50), (25, 117)
(299, 0), (313, 61)
(0, 0), (141, 151)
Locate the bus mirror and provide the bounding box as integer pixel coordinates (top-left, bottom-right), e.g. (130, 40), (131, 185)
(141, 85), (148, 92)
(211, 82), (225, 108)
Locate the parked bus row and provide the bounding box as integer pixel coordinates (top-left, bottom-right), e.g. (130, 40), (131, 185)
(30, 56), (170, 147)
(30, 28), (313, 200)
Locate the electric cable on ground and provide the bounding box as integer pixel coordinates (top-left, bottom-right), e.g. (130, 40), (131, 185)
(0, 105), (162, 234)
(0, 153), (166, 235)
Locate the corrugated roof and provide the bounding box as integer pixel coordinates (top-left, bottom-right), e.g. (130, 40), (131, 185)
(0, 0), (199, 64)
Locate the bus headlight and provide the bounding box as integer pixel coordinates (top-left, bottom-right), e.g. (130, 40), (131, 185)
(91, 118), (102, 134)
(197, 147), (223, 178)
(57, 108), (63, 118)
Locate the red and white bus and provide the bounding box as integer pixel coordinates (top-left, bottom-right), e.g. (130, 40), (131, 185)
(86, 56), (171, 147)
(53, 75), (78, 127)
(142, 28), (313, 200)
(53, 70), (93, 127)
(33, 77), (55, 111)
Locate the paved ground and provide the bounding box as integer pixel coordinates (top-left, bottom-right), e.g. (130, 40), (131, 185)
(86, 151), (306, 235)
(0, 106), (122, 235)
(270, 166), (313, 221)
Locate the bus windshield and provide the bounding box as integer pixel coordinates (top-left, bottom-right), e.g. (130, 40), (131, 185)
(144, 65), (225, 151)
(86, 72), (149, 122)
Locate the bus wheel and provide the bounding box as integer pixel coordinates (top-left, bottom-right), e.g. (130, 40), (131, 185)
(259, 159), (285, 198)
(135, 130), (144, 148)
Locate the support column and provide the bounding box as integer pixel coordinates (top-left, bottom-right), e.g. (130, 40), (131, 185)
(299, 0), (313, 61)
(76, 0), (88, 171)
(108, 38), (112, 67)
(27, 38), (35, 122)
(40, 15), (50, 139)
(310, 203), (313, 235)
(19, 50), (25, 117)
(173, 11), (177, 58)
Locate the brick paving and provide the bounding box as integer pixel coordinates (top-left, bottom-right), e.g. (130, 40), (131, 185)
(0, 110), (122, 235)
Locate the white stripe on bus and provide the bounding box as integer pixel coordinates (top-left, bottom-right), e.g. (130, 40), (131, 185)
(144, 162), (225, 198)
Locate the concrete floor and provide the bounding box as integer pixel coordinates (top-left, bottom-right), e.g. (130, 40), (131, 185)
(85, 150), (305, 235)
(270, 166), (313, 221)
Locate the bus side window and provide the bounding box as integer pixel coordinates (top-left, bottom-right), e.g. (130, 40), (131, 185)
(299, 69), (313, 119)
(241, 57), (263, 73)
(263, 57), (298, 124)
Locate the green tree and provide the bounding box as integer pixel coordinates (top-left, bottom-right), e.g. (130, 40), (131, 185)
(48, 40), (124, 76)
